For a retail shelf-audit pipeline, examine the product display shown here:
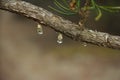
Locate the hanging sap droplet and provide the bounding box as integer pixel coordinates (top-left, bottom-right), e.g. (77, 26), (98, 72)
(37, 24), (43, 35)
(82, 42), (87, 47)
(57, 33), (63, 44)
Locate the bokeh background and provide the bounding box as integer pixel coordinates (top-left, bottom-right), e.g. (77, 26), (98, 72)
(1, 0), (120, 80)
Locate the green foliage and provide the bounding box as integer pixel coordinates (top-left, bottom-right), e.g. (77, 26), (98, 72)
(49, 0), (120, 21)
(48, 0), (81, 15)
(91, 0), (120, 20)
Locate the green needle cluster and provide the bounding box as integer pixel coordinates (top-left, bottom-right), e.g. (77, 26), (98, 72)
(49, 0), (120, 21)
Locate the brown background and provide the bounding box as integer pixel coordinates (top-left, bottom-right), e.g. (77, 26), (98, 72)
(1, 0), (120, 80)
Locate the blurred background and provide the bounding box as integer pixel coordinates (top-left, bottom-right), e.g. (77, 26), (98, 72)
(1, 0), (120, 80)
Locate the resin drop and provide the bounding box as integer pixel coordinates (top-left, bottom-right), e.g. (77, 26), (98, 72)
(37, 24), (43, 35)
(57, 33), (63, 44)
(82, 42), (87, 47)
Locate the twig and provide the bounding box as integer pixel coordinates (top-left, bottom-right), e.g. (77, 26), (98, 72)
(0, 0), (120, 49)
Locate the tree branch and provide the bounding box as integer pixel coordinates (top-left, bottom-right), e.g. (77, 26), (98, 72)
(0, 0), (120, 49)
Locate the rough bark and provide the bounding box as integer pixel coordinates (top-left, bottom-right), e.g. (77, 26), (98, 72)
(0, 0), (120, 49)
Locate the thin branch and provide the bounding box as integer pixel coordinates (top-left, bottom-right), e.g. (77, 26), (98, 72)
(0, 0), (120, 49)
